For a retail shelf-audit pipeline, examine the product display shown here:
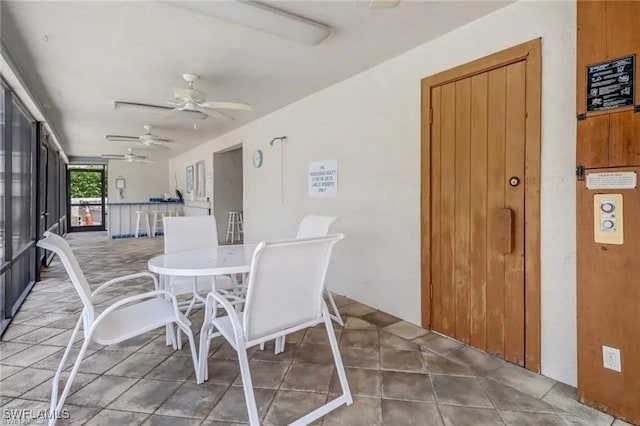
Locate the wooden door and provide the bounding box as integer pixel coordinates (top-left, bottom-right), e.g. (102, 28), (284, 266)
(429, 61), (527, 365)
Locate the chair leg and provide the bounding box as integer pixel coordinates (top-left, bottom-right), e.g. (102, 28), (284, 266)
(237, 343), (260, 425)
(198, 326), (214, 384)
(326, 289), (344, 326)
(175, 320), (200, 384)
(52, 330), (94, 424)
(324, 308), (353, 405)
(49, 316), (83, 422)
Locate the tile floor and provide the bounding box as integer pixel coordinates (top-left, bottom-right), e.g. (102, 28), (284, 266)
(0, 233), (629, 425)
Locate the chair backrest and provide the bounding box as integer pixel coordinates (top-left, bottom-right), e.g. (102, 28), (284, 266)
(36, 232), (95, 323)
(242, 234), (344, 342)
(296, 215), (337, 238)
(163, 215), (219, 254)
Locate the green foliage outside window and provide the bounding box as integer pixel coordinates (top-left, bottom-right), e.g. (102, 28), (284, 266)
(69, 169), (105, 198)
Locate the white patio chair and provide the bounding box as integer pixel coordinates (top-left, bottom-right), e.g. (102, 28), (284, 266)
(163, 216), (244, 345)
(36, 232), (199, 426)
(197, 234), (352, 425)
(163, 215), (244, 309)
(296, 215), (343, 326)
(260, 215), (343, 354)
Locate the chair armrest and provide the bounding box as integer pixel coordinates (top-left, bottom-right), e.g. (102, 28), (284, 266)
(91, 289), (188, 333)
(91, 272), (159, 298)
(203, 291), (244, 338)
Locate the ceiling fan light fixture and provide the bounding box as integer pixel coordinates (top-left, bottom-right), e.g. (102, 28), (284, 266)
(164, 0), (333, 46)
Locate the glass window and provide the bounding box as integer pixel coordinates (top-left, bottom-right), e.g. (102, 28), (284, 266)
(0, 88), (5, 261)
(11, 99), (33, 253)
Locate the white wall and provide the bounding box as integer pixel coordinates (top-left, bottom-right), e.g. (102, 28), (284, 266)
(169, 1), (577, 386)
(107, 159), (170, 202)
(213, 148), (243, 242)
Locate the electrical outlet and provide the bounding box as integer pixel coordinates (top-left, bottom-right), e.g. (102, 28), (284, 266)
(602, 345), (622, 372)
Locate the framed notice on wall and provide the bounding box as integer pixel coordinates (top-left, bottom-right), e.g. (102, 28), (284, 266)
(586, 54), (635, 112)
(309, 159), (338, 198)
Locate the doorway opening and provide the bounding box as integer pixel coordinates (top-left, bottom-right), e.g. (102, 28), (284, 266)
(68, 165), (107, 232)
(421, 39), (541, 372)
(213, 146), (243, 245)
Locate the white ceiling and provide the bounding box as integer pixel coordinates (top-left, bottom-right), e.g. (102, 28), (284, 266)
(1, 0), (510, 160)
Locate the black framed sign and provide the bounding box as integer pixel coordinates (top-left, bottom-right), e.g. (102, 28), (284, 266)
(586, 54), (635, 112)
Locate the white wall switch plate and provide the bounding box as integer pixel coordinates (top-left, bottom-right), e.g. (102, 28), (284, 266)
(602, 345), (622, 372)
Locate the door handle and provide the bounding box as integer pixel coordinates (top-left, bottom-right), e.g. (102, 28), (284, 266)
(495, 208), (513, 254)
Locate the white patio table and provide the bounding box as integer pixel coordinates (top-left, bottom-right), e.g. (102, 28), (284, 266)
(148, 244), (257, 346)
(148, 244), (257, 278)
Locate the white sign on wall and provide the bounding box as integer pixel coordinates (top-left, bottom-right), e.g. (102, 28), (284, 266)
(309, 159), (338, 198)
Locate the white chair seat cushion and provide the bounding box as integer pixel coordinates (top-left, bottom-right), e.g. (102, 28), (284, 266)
(212, 315), (244, 346)
(169, 275), (236, 296)
(93, 298), (188, 345)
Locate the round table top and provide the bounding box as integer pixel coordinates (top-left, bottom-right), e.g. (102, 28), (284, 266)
(148, 244), (257, 276)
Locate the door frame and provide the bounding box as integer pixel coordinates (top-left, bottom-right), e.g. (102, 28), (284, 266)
(420, 39), (542, 372)
(68, 166), (107, 232)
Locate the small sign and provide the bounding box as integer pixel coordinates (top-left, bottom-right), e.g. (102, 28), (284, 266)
(309, 159), (338, 198)
(586, 171), (637, 190)
(586, 54), (635, 112)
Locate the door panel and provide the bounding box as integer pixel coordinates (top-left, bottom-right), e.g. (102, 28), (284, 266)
(431, 61), (526, 364)
(504, 61), (526, 364)
(439, 82), (457, 336)
(469, 72), (488, 350)
(454, 77), (471, 344)
(486, 66), (507, 358)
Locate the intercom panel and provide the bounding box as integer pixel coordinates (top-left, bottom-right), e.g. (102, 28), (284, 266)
(593, 194), (624, 244)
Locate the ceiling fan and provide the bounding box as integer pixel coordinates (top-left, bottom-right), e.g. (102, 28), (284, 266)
(101, 148), (158, 164)
(105, 125), (180, 149)
(113, 73), (252, 121)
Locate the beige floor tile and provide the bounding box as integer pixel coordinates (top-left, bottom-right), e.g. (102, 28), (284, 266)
(438, 405), (504, 426)
(282, 362), (334, 393)
(155, 382), (227, 419)
(331, 367), (381, 398)
(382, 399), (442, 425)
(382, 321), (429, 341)
(381, 371), (433, 401)
(263, 390), (327, 425)
(108, 379), (182, 414)
(412, 333), (463, 356)
(432, 375), (493, 408)
(67, 375), (138, 408)
(323, 396), (382, 426)
(207, 386), (275, 423)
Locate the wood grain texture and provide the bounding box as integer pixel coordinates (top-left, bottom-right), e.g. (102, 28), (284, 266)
(609, 111), (640, 167)
(469, 73), (488, 350)
(576, 1), (640, 421)
(577, 115), (610, 168)
(524, 38), (542, 373)
(421, 76), (433, 329)
(577, 168), (640, 425)
(421, 38), (541, 371)
(576, 0), (607, 115)
(454, 78), (471, 344)
(486, 66), (507, 357)
(430, 86), (442, 331)
(439, 82), (457, 336)
(504, 61), (526, 366)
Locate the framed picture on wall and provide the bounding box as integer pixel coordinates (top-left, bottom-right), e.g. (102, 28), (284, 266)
(196, 160), (206, 197)
(186, 165), (194, 193)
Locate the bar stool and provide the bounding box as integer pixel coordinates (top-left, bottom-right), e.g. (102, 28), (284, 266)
(226, 211), (244, 243)
(134, 211), (151, 238)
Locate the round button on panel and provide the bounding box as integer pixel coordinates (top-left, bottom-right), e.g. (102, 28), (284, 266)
(602, 219), (615, 230)
(601, 202), (615, 213)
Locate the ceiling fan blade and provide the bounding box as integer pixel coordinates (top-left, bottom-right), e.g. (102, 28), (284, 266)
(166, 100), (184, 108)
(115, 100), (207, 120)
(198, 107), (234, 121)
(105, 135), (139, 142)
(114, 101), (172, 113)
(100, 154), (126, 159)
(201, 101), (252, 111)
(135, 159), (158, 164)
